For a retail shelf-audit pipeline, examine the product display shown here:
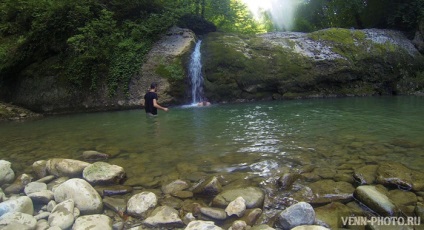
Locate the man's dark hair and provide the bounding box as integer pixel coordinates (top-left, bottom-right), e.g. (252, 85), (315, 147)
(150, 82), (157, 89)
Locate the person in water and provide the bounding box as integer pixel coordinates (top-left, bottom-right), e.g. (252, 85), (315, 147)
(144, 82), (168, 115)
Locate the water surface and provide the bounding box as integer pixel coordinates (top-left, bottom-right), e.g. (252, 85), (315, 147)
(1, 96), (423, 185)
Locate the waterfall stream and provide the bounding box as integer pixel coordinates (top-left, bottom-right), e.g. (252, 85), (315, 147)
(188, 40), (204, 105)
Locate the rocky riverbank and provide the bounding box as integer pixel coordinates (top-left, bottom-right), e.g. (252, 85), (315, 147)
(0, 102), (42, 121)
(0, 152), (423, 229)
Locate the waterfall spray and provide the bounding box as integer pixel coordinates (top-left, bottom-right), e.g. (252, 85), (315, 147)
(188, 40), (204, 104)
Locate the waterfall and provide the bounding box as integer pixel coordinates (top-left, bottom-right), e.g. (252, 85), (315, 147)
(188, 40), (204, 104)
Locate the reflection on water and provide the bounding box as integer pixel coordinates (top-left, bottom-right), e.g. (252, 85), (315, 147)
(0, 96), (423, 184)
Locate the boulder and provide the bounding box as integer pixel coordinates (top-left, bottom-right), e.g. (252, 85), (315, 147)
(162, 179), (190, 194)
(53, 178), (103, 215)
(127, 191), (157, 218)
(314, 202), (353, 229)
(48, 199), (75, 229)
(82, 162), (126, 185)
(185, 220), (223, 230)
(72, 214), (112, 230)
(46, 158), (90, 178)
(0, 212), (37, 230)
(143, 206), (184, 228)
(354, 185), (399, 216)
(0, 160), (15, 185)
(0, 196), (34, 217)
(277, 202), (315, 230)
(212, 187), (265, 208)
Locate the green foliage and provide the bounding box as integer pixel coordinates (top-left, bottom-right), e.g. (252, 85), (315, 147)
(155, 58), (185, 80)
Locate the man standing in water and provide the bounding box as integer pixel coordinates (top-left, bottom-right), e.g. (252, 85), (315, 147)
(144, 82), (169, 116)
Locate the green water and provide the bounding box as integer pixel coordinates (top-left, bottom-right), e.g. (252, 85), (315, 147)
(0, 96), (423, 186)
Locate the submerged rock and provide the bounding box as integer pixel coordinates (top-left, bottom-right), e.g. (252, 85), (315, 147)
(212, 187), (265, 209)
(353, 165), (378, 185)
(294, 180), (354, 205)
(354, 185), (399, 216)
(314, 202), (353, 229)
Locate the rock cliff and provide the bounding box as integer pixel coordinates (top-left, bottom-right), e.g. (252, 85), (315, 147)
(202, 28), (424, 102)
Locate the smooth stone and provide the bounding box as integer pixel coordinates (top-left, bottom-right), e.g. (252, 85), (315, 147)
(353, 165), (378, 185)
(225, 196), (246, 217)
(354, 185), (399, 216)
(82, 150), (110, 161)
(46, 158), (90, 178)
(162, 179), (190, 194)
(200, 206), (227, 220)
(277, 202), (315, 230)
(0, 196), (34, 217)
(83, 162), (126, 185)
(72, 214), (113, 230)
(185, 220), (223, 230)
(193, 176), (222, 196)
(24, 182), (47, 195)
(0, 212), (37, 230)
(0, 160), (15, 185)
(143, 206), (184, 228)
(307, 180), (355, 204)
(48, 199), (75, 229)
(28, 190), (54, 204)
(127, 191), (157, 218)
(53, 178), (103, 215)
(172, 190), (193, 199)
(212, 187), (265, 208)
(103, 197), (127, 213)
(32, 160), (47, 179)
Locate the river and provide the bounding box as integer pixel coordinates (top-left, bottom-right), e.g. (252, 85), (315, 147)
(0, 96), (423, 187)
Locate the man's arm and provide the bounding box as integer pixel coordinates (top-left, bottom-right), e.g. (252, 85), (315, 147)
(153, 99), (169, 112)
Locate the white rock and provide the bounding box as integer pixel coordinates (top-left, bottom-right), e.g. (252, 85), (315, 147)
(127, 191), (157, 217)
(48, 199), (75, 229)
(0, 196), (34, 217)
(72, 214), (112, 230)
(24, 182), (47, 195)
(0, 160), (15, 185)
(0, 212), (37, 229)
(53, 178), (103, 215)
(46, 158), (90, 177)
(225, 196), (246, 217)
